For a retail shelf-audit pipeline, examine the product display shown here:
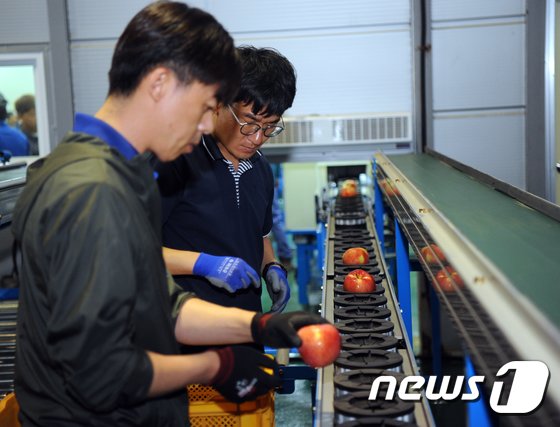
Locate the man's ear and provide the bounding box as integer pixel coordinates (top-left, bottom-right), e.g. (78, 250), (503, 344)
(214, 103), (225, 115)
(146, 67), (172, 102)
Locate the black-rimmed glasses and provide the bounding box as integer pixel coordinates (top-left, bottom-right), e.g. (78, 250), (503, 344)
(228, 105), (284, 137)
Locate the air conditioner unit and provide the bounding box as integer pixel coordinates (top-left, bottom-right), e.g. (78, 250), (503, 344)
(270, 113), (412, 146)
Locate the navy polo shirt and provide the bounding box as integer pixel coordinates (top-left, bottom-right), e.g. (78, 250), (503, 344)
(155, 134), (274, 312)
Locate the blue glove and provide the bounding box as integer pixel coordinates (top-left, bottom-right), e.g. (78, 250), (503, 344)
(193, 253), (260, 293)
(263, 262), (291, 313)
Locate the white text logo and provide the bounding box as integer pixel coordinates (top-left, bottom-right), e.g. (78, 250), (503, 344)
(369, 361), (549, 414)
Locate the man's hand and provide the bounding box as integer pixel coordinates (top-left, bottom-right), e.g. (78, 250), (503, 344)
(210, 346), (281, 403)
(193, 253), (260, 293)
(251, 311), (329, 348)
(263, 263), (290, 313)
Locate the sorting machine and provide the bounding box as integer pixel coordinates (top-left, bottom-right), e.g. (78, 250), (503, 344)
(314, 149), (560, 426)
(0, 161), (26, 399)
(369, 151), (560, 427)
(314, 181), (435, 426)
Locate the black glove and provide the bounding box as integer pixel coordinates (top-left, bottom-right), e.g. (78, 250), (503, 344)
(210, 346), (281, 403)
(263, 263), (291, 313)
(251, 311), (329, 348)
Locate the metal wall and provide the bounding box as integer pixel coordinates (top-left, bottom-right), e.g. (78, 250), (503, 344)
(68, 0), (413, 118)
(0, 0), (50, 44)
(0, 0), (73, 154)
(1, 0), (550, 192)
(427, 0), (527, 189)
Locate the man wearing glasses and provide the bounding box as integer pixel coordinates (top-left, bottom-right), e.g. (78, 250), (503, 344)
(156, 46), (296, 316)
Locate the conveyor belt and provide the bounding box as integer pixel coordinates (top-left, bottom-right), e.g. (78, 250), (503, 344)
(374, 152), (560, 426)
(387, 153), (560, 326)
(315, 189), (434, 426)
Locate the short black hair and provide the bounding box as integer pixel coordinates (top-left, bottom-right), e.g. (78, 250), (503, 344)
(234, 46), (297, 117)
(108, 1), (240, 104)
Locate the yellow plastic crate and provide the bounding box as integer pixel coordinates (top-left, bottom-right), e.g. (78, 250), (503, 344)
(188, 384), (275, 427)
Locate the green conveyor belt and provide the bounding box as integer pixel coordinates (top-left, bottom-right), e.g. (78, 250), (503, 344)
(388, 153), (560, 328)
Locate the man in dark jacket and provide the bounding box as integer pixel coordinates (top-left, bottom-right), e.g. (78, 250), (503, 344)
(12, 3), (327, 426)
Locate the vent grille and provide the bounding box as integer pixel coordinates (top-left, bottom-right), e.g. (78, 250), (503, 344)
(271, 114), (411, 145)
(276, 120), (314, 144)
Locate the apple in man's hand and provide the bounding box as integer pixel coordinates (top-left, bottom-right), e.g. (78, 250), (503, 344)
(420, 244), (446, 265)
(343, 269), (376, 293)
(342, 247), (369, 265)
(298, 324), (341, 368)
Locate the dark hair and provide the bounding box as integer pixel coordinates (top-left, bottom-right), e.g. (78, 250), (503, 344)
(15, 94), (35, 116)
(234, 46), (297, 117)
(108, 1), (240, 104)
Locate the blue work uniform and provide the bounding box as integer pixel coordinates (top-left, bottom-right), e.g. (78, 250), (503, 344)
(156, 134), (274, 312)
(0, 121), (29, 155)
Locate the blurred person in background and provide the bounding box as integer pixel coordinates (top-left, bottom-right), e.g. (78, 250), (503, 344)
(0, 92), (29, 156)
(15, 94), (39, 155)
(271, 184), (294, 272)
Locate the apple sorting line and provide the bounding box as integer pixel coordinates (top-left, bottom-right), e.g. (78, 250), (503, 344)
(314, 184), (434, 426)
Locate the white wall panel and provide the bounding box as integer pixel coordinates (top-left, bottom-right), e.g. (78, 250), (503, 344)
(207, 0), (409, 33)
(236, 28), (412, 116)
(70, 43), (115, 115)
(432, 21), (525, 111)
(68, 0), (209, 41)
(68, 0), (153, 41)
(433, 110), (525, 188)
(0, 0), (49, 43)
(67, 0), (415, 155)
(432, 0), (525, 22)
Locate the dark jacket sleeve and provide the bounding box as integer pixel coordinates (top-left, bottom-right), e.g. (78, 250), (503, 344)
(41, 183), (153, 411)
(166, 270), (197, 321)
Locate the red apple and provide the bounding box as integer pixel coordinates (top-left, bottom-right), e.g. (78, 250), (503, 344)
(343, 269), (376, 292)
(420, 244), (446, 265)
(298, 324), (341, 368)
(342, 247), (369, 265)
(379, 179), (400, 197)
(340, 186), (358, 197)
(342, 179), (357, 189)
(435, 266), (464, 292)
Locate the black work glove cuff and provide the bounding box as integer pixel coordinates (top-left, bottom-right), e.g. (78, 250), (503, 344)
(210, 346), (281, 403)
(212, 347), (234, 387)
(262, 261), (287, 277)
(251, 313), (271, 345)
